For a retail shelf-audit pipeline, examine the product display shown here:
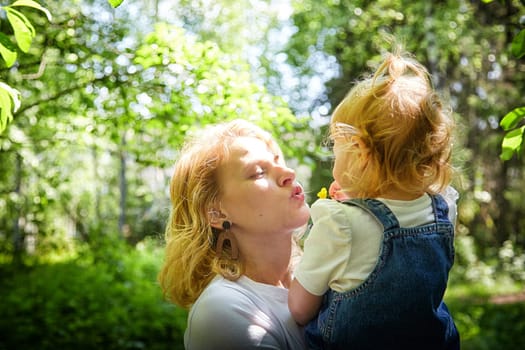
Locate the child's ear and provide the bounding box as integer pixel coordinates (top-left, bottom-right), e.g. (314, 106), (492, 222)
(351, 135), (367, 151)
(352, 136), (370, 167)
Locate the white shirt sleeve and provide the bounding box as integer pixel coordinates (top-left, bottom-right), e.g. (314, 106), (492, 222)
(294, 199), (353, 296)
(185, 288), (279, 349)
(441, 186), (459, 226)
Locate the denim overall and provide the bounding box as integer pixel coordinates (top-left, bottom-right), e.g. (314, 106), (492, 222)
(304, 195), (460, 350)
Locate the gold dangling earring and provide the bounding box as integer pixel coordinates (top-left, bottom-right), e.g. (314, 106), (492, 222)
(215, 221), (239, 260)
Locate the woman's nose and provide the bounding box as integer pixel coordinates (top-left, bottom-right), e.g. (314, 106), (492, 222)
(278, 166), (295, 187)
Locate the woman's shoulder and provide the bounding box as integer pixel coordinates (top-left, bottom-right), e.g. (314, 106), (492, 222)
(193, 276), (253, 308)
(185, 276), (295, 349)
(190, 276), (277, 320)
(186, 277), (256, 341)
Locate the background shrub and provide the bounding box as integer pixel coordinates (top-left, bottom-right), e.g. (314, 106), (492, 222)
(0, 238), (187, 350)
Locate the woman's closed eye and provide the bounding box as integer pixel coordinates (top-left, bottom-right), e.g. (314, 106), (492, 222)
(252, 167), (266, 178)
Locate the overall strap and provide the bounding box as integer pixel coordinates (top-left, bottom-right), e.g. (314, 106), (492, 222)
(430, 194), (451, 224)
(341, 198), (400, 231)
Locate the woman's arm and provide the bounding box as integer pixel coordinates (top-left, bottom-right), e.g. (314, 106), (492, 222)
(288, 279), (323, 326)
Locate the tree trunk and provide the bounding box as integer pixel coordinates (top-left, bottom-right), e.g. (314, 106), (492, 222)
(12, 152), (23, 265)
(118, 131), (127, 236)
(92, 145), (101, 223)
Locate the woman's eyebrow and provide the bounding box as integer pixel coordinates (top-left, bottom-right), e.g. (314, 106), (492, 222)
(241, 160), (260, 175)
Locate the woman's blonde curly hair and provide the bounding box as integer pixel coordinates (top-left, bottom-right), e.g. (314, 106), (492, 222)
(158, 119), (289, 309)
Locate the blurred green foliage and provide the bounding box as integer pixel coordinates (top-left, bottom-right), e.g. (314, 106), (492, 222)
(0, 0), (524, 348)
(0, 235), (524, 349)
(0, 237), (187, 350)
(446, 235), (525, 349)
(447, 291), (525, 350)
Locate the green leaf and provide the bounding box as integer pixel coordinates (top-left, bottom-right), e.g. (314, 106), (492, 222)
(500, 106), (525, 131)
(0, 82), (21, 134)
(11, 0), (52, 21)
(0, 33), (18, 67)
(0, 91), (11, 132)
(511, 29), (525, 59)
(108, 0), (124, 8)
(5, 7), (35, 53)
(0, 82), (21, 112)
(500, 126), (525, 160)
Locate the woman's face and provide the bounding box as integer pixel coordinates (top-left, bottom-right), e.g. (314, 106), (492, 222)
(216, 136), (310, 236)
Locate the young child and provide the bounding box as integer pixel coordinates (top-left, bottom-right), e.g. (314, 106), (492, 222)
(289, 50), (460, 350)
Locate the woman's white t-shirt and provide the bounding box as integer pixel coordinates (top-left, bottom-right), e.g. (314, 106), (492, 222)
(185, 275), (306, 350)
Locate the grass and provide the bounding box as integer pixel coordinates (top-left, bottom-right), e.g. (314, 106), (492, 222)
(445, 279), (525, 350)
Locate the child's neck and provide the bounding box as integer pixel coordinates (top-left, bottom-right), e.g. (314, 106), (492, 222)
(379, 188), (425, 201)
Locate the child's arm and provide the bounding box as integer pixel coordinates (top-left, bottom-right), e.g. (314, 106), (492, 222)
(288, 278), (323, 326)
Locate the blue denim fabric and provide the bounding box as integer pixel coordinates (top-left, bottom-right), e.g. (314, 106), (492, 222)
(304, 195), (460, 350)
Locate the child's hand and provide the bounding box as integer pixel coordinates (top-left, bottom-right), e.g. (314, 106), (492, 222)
(329, 181), (348, 200)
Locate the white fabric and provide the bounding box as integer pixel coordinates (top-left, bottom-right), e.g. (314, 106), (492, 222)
(184, 275), (307, 350)
(295, 188), (458, 295)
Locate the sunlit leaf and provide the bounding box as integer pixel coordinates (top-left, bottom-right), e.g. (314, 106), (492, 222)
(0, 82), (21, 134)
(0, 82), (21, 112)
(0, 33), (18, 67)
(500, 106), (525, 131)
(0, 91), (11, 133)
(11, 0), (52, 21)
(511, 29), (525, 59)
(108, 0), (124, 8)
(500, 126), (525, 160)
(4, 7), (35, 53)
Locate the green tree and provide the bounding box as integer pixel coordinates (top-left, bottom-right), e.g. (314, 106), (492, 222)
(0, 0), (310, 262)
(499, 13), (525, 161)
(284, 0), (525, 254)
(0, 0), (51, 134)
(0, 0), (123, 134)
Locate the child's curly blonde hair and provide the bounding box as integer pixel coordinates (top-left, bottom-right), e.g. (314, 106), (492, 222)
(330, 50), (454, 198)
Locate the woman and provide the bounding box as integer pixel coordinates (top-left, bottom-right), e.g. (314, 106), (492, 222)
(158, 119), (310, 349)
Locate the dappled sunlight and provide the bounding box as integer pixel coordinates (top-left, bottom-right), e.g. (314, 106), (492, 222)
(247, 324), (269, 344)
(0, 0), (524, 349)
(246, 309), (273, 344)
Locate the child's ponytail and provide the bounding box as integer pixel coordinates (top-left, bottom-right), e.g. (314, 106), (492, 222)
(330, 50), (454, 197)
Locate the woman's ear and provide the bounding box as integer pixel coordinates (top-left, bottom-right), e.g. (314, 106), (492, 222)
(208, 208), (226, 230)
